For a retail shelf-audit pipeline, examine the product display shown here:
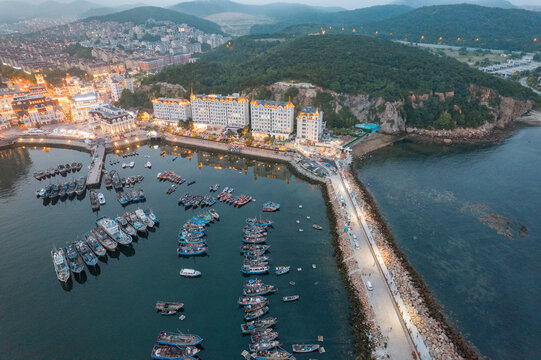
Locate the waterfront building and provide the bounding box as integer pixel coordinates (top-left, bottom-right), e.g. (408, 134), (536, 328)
(296, 106), (324, 143)
(250, 100), (295, 139)
(90, 104), (134, 134)
(70, 92), (100, 123)
(152, 98), (192, 127)
(190, 94), (249, 129)
(107, 74), (134, 102)
(11, 94), (64, 126)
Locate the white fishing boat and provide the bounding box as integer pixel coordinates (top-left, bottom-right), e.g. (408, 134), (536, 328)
(144, 161), (152, 168)
(129, 161), (135, 168)
(179, 268), (202, 277)
(122, 163), (127, 168)
(97, 193), (106, 205)
(96, 216), (132, 245)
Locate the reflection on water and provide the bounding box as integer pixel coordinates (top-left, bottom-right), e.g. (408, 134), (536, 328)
(0, 147), (32, 196)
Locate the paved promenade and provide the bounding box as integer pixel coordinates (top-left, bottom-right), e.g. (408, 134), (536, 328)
(86, 139), (105, 187)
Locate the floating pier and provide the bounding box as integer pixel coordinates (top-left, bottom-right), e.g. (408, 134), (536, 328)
(86, 139), (105, 188)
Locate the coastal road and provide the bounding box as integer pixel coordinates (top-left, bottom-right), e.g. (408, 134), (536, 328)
(329, 169), (429, 359)
(520, 77), (541, 95)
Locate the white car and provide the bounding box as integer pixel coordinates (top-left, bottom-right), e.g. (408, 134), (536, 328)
(366, 281), (374, 291)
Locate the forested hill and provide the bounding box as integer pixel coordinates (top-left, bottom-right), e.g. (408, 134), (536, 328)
(83, 7), (223, 35)
(362, 4), (541, 51)
(146, 35), (538, 129)
(149, 35), (534, 101)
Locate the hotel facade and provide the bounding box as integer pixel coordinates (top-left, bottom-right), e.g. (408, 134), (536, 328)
(90, 105), (135, 134)
(250, 100), (295, 139)
(190, 94), (249, 129)
(107, 74), (134, 102)
(152, 98), (192, 126)
(296, 106), (324, 143)
(70, 92), (100, 123)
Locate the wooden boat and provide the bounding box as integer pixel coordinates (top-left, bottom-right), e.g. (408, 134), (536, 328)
(249, 340), (281, 352)
(250, 329), (279, 343)
(275, 266), (290, 276)
(292, 344), (320, 353)
(245, 306), (270, 321)
(65, 243), (84, 274)
(75, 238), (98, 266)
(312, 224), (323, 230)
(243, 284), (275, 297)
(241, 317), (277, 334)
(91, 227), (118, 251)
(241, 244), (271, 253)
(155, 301), (183, 315)
(242, 265), (270, 275)
(251, 349), (296, 359)
(51, 248), (70, 283)
(282, 295), (300, 302)
(177, 244), (207, 256)
(151, 344), (199, 359)
(238, 296), (267, 307)
(83, 232), (106, 257)
(243, 302), (267, 313)
(209, 209), (220, 220)
(262, 201), (280, 212)
(156, 331), (203, 346)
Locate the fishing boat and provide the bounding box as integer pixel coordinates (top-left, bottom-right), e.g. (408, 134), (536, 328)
(262, 201), (280, 212)
(136, 208), (155, 228)
(292, 344), (319, 353)
(36, 188), (45, 197)
(155, 301), (183, 315)
(96, 216), (132, 246)
(238, 296), (267, 307)
(51, 248), (70, 282)
(104, 173), (113, 188)
(187, 180), (195, 186)
(89, 190), (100, 211)
(75, 176), (86, 196)
(145, 209), (159, 224)
(178, 237), (207, 246)
(91, 227), (118, 251)
(208, 209), (220, 220)
(144, 161), (152, 168)
(241, 244), (271, 253)
(67, 179), (76, 196)
(115, 216), (137, 237)
(241, 317), (277, 334)
(275, 266), (290, 276)
(177, 244), (207, 256)
(58, 182), (68, 198)
(75, 238), (98, 266)
(166, 185), (176, 194)
(50, 183), (59, 199)
(209, 183), (219, 192)
(251, 330), (279, 343)
(151, 344), (199, 359)
(156, 331), (203, 346)
(179, 268), (202, 277)
(111, 171), (122, 190)
(97, 193), (106, 205)
(243, 302), (268, 313)
(282, 295), (300, 302)
(249, 340), (280, 352)
(245, 306), (270, 321)
(242, 265), (270, 275)
(83, 232), (106, 257)
(251, 349), (296, 360)
(243, 284), (275, 297)
(312, 224), (323, 230)
(117, 192), (128, 205)
(243, 237), (268, 244)
(65, 243), (84, 274)
(125, 212), (147, 234)
(138, 188), (146, 201)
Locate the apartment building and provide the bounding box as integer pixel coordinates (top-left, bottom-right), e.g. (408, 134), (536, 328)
(296, 106), (324, 143)
(152, 97), (192, 126)
(190, 94), (249, 129)
(250, 100), (295, 139)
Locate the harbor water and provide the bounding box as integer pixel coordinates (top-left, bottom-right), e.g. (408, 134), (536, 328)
(357, 126), (541, 359)
(0, 144), (354, 359)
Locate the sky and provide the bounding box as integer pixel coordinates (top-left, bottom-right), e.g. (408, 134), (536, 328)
(232, 0), (541, 8)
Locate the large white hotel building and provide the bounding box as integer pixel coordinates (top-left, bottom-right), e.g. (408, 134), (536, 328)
(190, 94), (249, 129)
(296, 106), (324, 143)
(152, 98), (192, 126)
(250, 100), (295, 140)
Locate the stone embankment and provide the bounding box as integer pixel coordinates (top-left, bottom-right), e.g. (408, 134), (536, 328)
(346, 169), (480, 360)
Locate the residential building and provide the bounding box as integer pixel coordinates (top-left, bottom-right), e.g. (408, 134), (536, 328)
(107, 74), (134, 102)
(70, 92), (100, 123)
(90, 104), (134, 134)
(152, 97), (192, 126)
(190, 94), (249, 129)
(11, 94), (64, 126)
(250, 100), (295, 139)
(296, 106), (324, 143)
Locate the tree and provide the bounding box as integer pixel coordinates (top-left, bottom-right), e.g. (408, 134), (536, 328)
(434, 112), (454, 130)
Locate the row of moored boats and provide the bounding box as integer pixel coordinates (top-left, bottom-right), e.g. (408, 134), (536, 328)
(217, 187), (254, 207)
(37, 176), (86, 200)
(51, 209), (159, 283)
(34, 162), (83, 180)
(177, 209), (220, 256)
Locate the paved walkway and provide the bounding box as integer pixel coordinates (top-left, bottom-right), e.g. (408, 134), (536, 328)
(329, 167), (432, 359)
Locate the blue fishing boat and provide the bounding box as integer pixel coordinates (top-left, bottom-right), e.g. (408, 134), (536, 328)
(243, 237), (268, 244)
(245, 306), (270, 320)
(242, 265), (270, 275)
(58, 182), (68, 198)
(156, 331), (203, 346)
(145, 209), (159, 223)
(252, 349), (295, 360)
(151, 344), (199, 359)
(67, 179), (76, 196)
(83, 232), (106, 257)
(178, 237), (207, 245)
(51, 248), (70, 282)
(246, 218), (274, 227)
(262, 201), (280, 212)
(65, 243), (84, 273)
(178, 231), (205, 240)
(241, 244), (271, 253)
(75, 238), (98, 266)
(275, 266), (290, 276)
(177, 245), (207, 256)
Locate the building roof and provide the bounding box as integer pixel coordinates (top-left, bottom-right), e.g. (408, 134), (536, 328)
(72, 92), (97, 102)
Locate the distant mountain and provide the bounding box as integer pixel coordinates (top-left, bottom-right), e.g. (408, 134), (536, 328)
(250, 5), (413, 35)
(83, 6), (223, 34)
(80, 4), (145, 18)
(392, 0), (515, 9)
(169, 0), (344, 18)
(0, 0), (104, 23)
(361, 4), (541, 51)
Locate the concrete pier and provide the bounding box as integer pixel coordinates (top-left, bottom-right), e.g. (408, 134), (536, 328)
(86, 138), (105, 188)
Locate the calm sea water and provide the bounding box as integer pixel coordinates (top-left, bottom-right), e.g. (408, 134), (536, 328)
(0, 144), (353, 359)
(357, 127), (541, 359)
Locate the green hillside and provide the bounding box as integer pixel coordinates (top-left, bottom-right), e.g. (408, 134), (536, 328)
(362, 4), (541, 51)
(83, 6), (223, 34)
(250, 5), (412, 34)
(146, 35), (538, 130)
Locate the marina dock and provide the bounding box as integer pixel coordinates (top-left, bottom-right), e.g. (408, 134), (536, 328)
(86, 139), (105, 188)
